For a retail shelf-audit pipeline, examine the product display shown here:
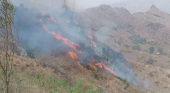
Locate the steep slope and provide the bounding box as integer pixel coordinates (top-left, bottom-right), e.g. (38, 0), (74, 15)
(79, 4), (170, 93)
(0, 52), (151, 93)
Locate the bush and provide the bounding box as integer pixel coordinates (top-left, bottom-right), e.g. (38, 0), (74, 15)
(149, 47), (154, 54)
(131, 45), (141, 51)
(128, 35), (146, 44)
(24, 45), (36, 58)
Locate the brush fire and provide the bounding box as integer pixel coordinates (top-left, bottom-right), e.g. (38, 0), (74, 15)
(15, 5), (137, 84)
(40, 13), (115, 75)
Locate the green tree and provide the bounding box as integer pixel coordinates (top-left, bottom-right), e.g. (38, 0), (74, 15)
(0, 0), (15, 93)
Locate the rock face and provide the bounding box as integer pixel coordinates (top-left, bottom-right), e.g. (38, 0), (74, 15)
(79, 5), (170, 93)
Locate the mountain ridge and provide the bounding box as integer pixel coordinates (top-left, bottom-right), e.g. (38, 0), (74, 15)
(79, 4), (170, 93)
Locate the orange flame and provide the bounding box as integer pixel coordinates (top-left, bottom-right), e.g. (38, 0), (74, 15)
(89, 63), (97, 70)
(95, 63), (102, 68)
(51, 32), (80, 50)
(77, 61), (90, 72)
(102, 63), (114, 74)
(88, 62), (114, 75)
(40, 19), (79, 50)
(39, 16), (114, 75)
(68, 51), (78, 59)
(68, 51), (90, 72)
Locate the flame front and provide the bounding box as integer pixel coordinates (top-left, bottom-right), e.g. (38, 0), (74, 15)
(68, 51), (90, 72)
(89, 62), (114, 74)
(68, 51), (78, 59)
(40, 19), (79, 50)
(39, 12), (114, 75)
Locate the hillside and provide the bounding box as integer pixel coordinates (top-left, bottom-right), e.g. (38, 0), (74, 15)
(79, 4), (170, 93)
(1, 3), (170, 93)
(0, 53), (150, 93)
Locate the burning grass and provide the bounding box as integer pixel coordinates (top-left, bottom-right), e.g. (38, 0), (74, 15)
(17, 5), (137, 86)
(0, 51), (150, 93)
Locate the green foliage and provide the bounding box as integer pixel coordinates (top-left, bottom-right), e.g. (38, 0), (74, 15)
(128, 34), (146, 44)
(24, 45), (36, 58)
(0, 0), (15, 28)
(0, 68), (2, 77)
(131, 45), (141, 51)
(149, 47), (154, 54)
(15, 71), (103, 93)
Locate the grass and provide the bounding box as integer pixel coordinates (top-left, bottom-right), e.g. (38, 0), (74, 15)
(0, 68), (103, 93)
(117, 76), (130, 90)
(33, 73), (103, 93)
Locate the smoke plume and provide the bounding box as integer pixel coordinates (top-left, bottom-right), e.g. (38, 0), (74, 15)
(14, 0), (137, 85)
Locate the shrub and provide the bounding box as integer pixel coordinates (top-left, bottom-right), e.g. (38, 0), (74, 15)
(24, 45), (36, 58)
(131, 45), (141, 51)
(149, 47), (154, 54)
(128, 35), (146, 44)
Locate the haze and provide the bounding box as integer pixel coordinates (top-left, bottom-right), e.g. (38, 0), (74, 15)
(10, 0), (170, 13)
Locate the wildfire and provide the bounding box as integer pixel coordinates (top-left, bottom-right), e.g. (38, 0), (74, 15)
(50, 32), (80, 50)
(102, 63), (114, 74)
(89, 62), (114, 75)
(68, 51), (78, 59)
(40, 19), (80, 50)
(94, 63), (102, 68)
(39, 12), (114, 75)
(77, 61), (90, 72)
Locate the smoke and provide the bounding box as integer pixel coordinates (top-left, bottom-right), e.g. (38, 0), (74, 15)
(11, 0), (170, 14)
(13, 0), (138, 86)
(14, 0), (82, 52)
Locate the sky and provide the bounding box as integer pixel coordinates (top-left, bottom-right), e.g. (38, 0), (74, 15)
(10, 0), (170, 14)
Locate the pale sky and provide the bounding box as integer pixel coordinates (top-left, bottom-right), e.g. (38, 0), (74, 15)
(10, 0), (170, 14)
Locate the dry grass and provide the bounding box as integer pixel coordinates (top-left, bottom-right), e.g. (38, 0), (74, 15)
(0, 53), (151, 93)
